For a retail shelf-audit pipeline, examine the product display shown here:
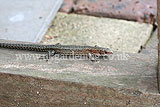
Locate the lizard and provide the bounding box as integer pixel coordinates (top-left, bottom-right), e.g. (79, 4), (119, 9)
(0, 42), (113, 60)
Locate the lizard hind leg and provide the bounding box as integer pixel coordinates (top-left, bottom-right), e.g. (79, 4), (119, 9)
(48, 50), (56, 59)
(39, 50), (55, 61)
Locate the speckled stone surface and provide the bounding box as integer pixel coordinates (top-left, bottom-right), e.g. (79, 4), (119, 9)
(0, 27), (158, 106)
(0, 12), (158, 106)
(43, 12), (153, 53)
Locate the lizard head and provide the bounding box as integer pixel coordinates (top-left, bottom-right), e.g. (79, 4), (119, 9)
(98, 47), (113, 55)
(93, 45), (113, 55)
(90, 46), (113, 55)
(95, 47), (113, 55)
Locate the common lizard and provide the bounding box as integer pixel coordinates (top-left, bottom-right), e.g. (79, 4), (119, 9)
(0, 42), (113, 60)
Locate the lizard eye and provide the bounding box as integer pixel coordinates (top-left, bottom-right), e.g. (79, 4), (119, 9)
(102, 48), (113, 54)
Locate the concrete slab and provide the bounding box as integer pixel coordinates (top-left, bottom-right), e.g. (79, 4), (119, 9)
(43, 12), (153, 53)
(0, 0), (63, 43)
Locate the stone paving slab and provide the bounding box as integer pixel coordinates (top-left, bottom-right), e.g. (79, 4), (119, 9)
(43, 12), (153, 53)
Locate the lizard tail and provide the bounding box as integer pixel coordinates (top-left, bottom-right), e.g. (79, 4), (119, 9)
(0, 42), (49, 52)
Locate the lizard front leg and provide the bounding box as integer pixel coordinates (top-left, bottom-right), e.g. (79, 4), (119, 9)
(88, 52), (102, 62)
